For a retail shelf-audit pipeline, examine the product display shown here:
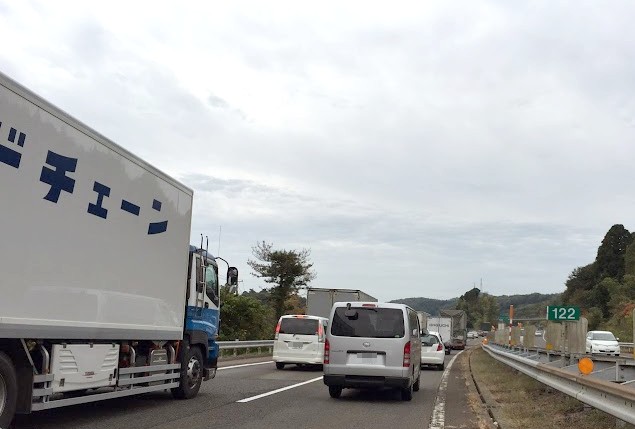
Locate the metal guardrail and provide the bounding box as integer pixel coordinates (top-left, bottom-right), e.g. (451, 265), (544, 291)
(217, 340), (274, 350)
(620, 342), (634, 354)
(483, 343), (635, 424)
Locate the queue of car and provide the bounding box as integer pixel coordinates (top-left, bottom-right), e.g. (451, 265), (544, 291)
(272, 301), (460, 401)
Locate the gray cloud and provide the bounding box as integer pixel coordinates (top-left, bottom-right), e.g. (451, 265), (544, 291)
(1, 1), (633, 300)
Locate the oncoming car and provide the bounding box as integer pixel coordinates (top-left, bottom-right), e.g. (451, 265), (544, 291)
(420, 331), (446, 370)
(273, 315), (329, 369)
(586, 330), (620, 356)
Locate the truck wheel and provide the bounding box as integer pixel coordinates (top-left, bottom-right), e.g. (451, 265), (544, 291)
(172, 345), (203, 399)
(0, 352), (17, 428)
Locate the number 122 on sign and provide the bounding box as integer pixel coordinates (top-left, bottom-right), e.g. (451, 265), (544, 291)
(547, 306), (580, 321)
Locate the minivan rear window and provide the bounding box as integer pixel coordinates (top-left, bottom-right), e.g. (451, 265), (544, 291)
(279, 318), (319, 335)
(331, 307), (404, 338)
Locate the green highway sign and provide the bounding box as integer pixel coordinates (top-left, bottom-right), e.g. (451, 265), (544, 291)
(546, 305), (580, 321)
(499, 315), (510, 323)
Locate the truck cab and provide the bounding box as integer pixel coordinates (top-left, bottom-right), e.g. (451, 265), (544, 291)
(183, 246), (238, 388)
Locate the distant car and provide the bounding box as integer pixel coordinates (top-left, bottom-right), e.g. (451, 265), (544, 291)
(586, 330), (620, 356)
(451, 338), (465, 350)
(421, 331), (447, 370)
(467, 331), (478, 339)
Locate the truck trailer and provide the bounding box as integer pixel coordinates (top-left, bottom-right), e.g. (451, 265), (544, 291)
(0, 71), (237, 426)
(306, 288), (377, 318)
(425, 316), (453, 348)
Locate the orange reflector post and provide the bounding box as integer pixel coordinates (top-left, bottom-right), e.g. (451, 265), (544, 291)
(482, 338), (489, 345)
(578, 357), (594, 375)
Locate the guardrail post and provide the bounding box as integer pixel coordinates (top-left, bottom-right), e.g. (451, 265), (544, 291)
(234, 339), (239, 357)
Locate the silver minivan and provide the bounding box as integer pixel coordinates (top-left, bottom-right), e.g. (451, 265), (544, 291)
(323, 302), (422, 401)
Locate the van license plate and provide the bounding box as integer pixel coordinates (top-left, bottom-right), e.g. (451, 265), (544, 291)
(290, 342), (303, 349)
(358, 353), (377, 359)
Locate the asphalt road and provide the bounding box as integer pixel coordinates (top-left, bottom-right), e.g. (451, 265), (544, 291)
(13, 351), (465, 429)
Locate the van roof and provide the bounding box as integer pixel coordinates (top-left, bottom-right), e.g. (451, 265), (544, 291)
(279, 314), (328, 321)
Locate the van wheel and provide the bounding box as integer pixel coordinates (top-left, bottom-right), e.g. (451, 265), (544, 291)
(172, 343), (203, 399)
(328, 386), (342, 398)
(275, 362), (285, 370)
(401, 384), (413, 401)
(0, 352), (17, 428)
(413, 375), (420, 392)
(438, 362), (445, 371)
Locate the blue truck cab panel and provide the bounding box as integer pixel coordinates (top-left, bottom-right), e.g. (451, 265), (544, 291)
(185, 246), (221, 369)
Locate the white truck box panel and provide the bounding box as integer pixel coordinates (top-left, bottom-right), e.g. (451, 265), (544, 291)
(0, 72), (192, 340)
(427, 317), (453, 344)
(50, 344), (119, 393)
(306, 288), (378, 319)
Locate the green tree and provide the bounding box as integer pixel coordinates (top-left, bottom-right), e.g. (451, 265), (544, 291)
(247, 241), (316, 321)
(624, 240), (635, 276)
(219, 286), (275, 341)
(595, 224), (633, 280)
(562, 263), (597, 304)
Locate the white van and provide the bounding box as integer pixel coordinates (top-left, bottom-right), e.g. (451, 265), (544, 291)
(273, 315), (329, 369)
(323, 302), (422, 401)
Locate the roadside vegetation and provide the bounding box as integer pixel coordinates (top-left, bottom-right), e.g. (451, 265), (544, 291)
(469, 347), (635, 429)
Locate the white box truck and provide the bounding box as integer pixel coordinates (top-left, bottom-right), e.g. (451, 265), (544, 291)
(425, 316), (453, 348)
(0, 71), (238, 426)
(306, 288), (377, 318)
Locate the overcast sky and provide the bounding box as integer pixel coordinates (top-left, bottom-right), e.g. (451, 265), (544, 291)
(2, 1), (634, 301)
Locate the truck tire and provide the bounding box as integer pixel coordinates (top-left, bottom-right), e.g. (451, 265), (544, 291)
(172, 344), (203, 399)
(0, 352), (17, 428)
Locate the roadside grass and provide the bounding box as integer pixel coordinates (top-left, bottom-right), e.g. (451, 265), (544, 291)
(469, 347), (635, 429)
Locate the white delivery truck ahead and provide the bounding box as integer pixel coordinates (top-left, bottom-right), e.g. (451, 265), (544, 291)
(306, 288), (377, 318)
(426, 317), (453, 347)
(0, 71), (238, 426)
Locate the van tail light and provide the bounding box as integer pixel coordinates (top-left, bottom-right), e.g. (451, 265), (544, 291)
(274, 320), (281, 340)
(437, 343), (443, 352)
(403, 341), (411, 367)
(317, 323), (325, 343)
(324, 339), (330, 364)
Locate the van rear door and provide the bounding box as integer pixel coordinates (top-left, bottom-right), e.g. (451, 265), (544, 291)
(328, 306), (407, 377)
(275, 317), (323, 359)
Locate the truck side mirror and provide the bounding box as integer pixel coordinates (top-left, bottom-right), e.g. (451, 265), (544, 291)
(227, 267), (238, 286)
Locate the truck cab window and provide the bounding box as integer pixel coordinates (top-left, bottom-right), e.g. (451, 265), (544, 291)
(205, 265), (219, 306)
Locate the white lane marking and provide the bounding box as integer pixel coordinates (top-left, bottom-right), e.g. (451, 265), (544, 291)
(236, 376), (324, 403)
(218, 361), (274, 371)
(429, 351), (463, 429)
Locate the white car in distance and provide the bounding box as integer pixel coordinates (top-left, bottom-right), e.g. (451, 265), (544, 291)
(586, 330), (620, 356)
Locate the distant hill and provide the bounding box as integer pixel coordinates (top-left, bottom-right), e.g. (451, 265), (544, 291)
(391, 292), (561, 318)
